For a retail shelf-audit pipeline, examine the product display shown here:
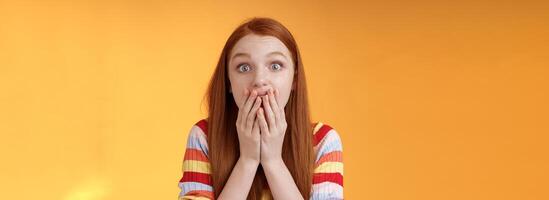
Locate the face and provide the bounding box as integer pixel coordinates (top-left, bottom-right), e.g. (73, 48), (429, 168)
(228, 34), (295, 109)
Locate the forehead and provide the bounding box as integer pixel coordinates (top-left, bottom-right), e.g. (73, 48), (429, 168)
(230, 34), (291, 58)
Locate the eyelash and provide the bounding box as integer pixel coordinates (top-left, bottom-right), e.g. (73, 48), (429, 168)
(236, 62), (284, 73)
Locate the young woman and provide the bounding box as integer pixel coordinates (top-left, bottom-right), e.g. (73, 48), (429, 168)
(178, 17), (344, 200)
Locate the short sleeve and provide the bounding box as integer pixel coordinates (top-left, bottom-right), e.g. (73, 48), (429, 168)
(178, 120), (214, 200)
(311, 123), (344, 200)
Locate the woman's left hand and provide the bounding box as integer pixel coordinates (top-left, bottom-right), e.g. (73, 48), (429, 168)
(257, 88), (288, 165)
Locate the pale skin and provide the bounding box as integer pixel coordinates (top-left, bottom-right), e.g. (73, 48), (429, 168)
(217, 34), (304, 200)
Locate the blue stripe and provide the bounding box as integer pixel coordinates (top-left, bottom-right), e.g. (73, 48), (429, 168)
(315, 130), (342, 162)
(186, 126), (209, 156)
(178, 182), (213, 196)
(311, 182), (343, 199)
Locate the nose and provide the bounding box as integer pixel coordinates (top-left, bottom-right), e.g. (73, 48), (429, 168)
(252, 67), (269, 88)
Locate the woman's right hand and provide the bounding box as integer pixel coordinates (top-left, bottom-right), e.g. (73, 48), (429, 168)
(236, 89), (262, 164)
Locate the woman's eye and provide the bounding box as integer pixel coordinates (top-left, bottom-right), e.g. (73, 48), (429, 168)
(238, 64), (251, 72)
(271, 63), (282, 71)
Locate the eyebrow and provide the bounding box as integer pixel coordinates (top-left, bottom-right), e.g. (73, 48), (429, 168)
(230, 51), (288, 60)
(267, 51), (288, 60)
(231, 52), (250, 60)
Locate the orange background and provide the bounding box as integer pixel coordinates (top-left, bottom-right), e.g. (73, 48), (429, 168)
(1, 0), (548, 199)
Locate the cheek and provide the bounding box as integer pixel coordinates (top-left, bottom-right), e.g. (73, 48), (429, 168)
(239, 94), (250, 109)
(274, 76), (294, 107)
(276, 89), (292, 108)
(228, 76), (246, 109)
(232, 88), (245, 109)
(231, 85), (250, 109)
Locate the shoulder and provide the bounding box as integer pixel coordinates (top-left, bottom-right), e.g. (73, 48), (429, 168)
(312, 122), (342, 148)
(194, 119), (208, 135)
(184, 119), (210, 154)
(312, 121), (343, 163)
(187, 118), (208, 138)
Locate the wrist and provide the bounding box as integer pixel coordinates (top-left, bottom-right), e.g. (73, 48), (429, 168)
(261, 157), (285, 169)
(238, 156), (260, 168)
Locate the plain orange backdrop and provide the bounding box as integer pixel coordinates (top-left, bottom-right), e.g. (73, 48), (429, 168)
(1, 0), (548, 199)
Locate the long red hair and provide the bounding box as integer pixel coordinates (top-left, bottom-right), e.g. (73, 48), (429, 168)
(205, 17), (314, 199)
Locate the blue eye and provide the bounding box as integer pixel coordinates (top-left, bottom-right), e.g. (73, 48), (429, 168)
(238, 64), (251, 72)
(271, 63), (282, 71)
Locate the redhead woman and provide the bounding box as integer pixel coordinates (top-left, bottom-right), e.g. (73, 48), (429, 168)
(178, 17), (344, 200)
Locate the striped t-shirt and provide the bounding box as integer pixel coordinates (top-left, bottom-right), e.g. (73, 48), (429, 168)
(178, 119), (344, 200)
